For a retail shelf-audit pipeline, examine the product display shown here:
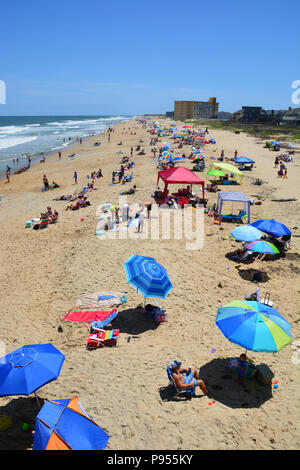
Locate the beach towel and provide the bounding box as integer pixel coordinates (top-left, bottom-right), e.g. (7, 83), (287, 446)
(75, 291), (127, 309)
(98, 295), (116, 301)
(62, 308), (118, 323)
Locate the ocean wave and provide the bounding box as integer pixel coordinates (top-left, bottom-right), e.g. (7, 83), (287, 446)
(0, 125), (32, 135)
(0, 136), (38, 150)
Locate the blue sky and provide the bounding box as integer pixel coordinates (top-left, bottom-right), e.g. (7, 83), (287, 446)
(0, 0), (299, 115)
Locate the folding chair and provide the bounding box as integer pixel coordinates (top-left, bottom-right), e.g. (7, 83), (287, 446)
(87, 329), (120, 349)
(166, 365), (195, 399)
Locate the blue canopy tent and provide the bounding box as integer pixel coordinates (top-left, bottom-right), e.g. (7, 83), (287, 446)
(216, 192), (251, 224)
(233, 156), (255, 164)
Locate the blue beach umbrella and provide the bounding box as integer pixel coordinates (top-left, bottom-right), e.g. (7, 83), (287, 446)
(192, 149), (204, 154)
(33, 396), (110, 450)
(163, 142), (170, 150)
(231, 225), (263, 242)
(216, 300), (292, 352)
(0, 344), (65, 405)
(245, 240), (279, 255)
(124, 254), (173, 302)
(250, 219), (291, 238)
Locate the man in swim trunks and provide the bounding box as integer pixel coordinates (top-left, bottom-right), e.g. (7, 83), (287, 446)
(170, 360), (208, 395)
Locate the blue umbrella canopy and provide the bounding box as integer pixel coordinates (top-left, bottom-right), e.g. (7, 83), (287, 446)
(245, 240), (279, 255)
(33, 396), (109, 450)
(231, 225), (263, 242)
(250, 219), (291, 238)
(233, 156), (255, 164)
(124, 254), (173, 299)
(216, 300), (292, 352)
(0, 344), (65, 397)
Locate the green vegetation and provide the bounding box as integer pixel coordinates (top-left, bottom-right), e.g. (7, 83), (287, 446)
(184, 119), (300, 141)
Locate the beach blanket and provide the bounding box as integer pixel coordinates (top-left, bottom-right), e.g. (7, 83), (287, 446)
(62, 308), (118, 323)
(75, 291), (127, 309)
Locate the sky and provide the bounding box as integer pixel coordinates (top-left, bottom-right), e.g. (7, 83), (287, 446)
(0, 0), (299, 116)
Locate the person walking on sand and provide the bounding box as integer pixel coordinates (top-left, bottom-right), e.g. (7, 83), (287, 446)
(234, 149), (238, 158)
(73, 171), (78, 184)
(6, 169), (10, 183)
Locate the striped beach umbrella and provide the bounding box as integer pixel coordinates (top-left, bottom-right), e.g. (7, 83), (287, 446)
(216, 300), (292, 352)
(124, 254), (173, 302)
(33, 396), (109, 450)
(245, 240), (279, 255)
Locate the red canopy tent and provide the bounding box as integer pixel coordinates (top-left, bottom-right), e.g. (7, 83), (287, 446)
(157, 166), (205, 199)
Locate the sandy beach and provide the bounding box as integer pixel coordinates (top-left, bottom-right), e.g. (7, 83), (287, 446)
(0, 117), (299, 450)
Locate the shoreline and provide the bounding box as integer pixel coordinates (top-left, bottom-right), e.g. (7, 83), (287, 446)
(0, 115), (133, 180)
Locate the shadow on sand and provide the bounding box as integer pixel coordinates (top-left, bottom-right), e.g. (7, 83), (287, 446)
(0, 396), (44, 450)
(199, 358), (273, 409)
(112, 306), (160, 335)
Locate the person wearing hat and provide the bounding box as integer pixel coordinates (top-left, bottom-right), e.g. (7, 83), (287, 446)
(170, 360), (208, 395)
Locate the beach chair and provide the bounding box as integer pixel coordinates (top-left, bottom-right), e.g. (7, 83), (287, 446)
(40, 217), (49, 229)
(166, 365), (195, 399)
(213, 215), (223, 225)
(221, 210), (246, 222)
(124, 171), (134, 182)
(87, 329), (120, 349)
(205, 202), (216, 215)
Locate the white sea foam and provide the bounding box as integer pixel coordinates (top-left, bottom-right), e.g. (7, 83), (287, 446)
(0, 136), (38, 150)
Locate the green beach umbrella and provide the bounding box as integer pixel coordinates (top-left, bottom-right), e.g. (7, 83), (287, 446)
(207, 169), (225, 178)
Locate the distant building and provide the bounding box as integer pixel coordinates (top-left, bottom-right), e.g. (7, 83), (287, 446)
(280, 107), (300, 126)
(174, 97), (219, 120)
(166, 111), (174, 118)
(241, 106), (264, 121)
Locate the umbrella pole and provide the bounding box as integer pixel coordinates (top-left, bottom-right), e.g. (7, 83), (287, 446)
(34, 391), (41, 409)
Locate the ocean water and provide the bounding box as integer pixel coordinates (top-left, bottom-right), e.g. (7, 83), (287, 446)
(0, 115), (131, 174)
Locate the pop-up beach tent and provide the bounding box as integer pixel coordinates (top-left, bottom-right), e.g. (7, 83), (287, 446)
(216, 191), (251, 223)
(157, 166), (205, 199)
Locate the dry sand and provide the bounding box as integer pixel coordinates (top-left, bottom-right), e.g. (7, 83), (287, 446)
(0, 117), (299, 450)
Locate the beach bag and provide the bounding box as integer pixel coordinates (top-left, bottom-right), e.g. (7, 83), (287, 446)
(33, 224), (40, 230)
(244, 363), (256, 380)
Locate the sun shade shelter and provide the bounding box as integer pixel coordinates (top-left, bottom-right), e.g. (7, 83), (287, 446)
(209, 162), (244, 183)
(216, 191), (251, 223)
(157, 166), (205, 199)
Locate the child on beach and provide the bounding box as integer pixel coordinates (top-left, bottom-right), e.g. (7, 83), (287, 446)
(73, 171), (78, 184)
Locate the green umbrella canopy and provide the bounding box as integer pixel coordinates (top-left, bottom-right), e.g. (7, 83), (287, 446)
(207, 169), (225, 177)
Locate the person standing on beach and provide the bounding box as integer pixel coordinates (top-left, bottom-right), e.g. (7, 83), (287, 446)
(6, 169), (10, 183)
(73, 171), (78, 184)
(59, 151), (62, 160)
(43, 175), (49, 190)
(137, 209), (145, 233)
(234, 149), (238, 158)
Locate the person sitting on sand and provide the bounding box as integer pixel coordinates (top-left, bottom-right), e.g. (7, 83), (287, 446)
(51, 181), (60, 188)
(170, 360), (208, 395)
(230, 353), (255, 385)
(122, 185), (136, 195)
(46, 206), (53, 218)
